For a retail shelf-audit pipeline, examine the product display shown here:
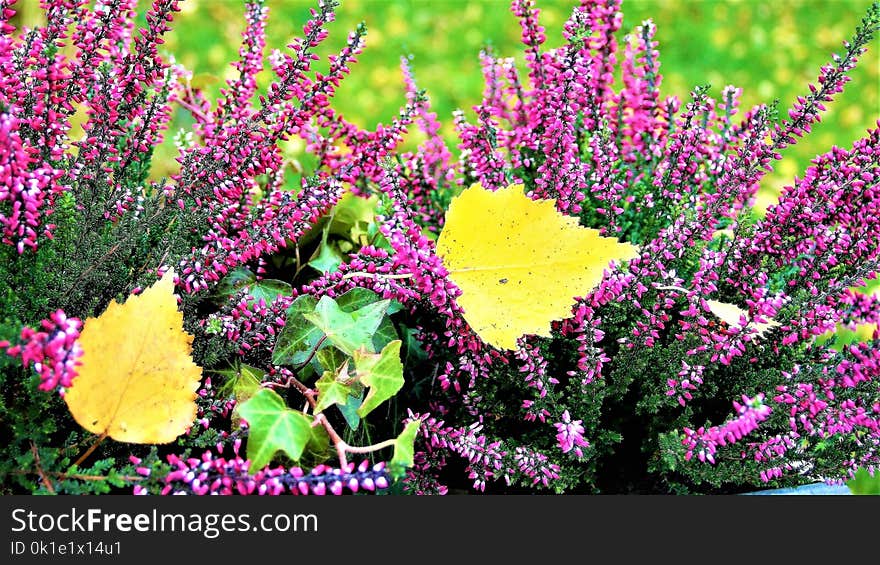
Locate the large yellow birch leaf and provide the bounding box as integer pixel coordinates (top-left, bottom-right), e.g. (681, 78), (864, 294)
(63, 270), (202, 443)
(435, 183), (639, 350)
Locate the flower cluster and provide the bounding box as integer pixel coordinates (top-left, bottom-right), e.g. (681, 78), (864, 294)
(131, 443), (390, 496)
(682, 394), (772, 464)
(2, 0), (879, 495)
(1, 309), (82, 392)
(361, 0), (879, 492)
(0, 0), (404, 494)
(202, 0), (879, 493)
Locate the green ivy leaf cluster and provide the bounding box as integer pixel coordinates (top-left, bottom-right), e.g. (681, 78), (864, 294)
(236, 288), (417, 470)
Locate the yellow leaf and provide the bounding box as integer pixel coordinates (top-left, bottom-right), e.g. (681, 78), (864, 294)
(435, 183), (639, 350)
(705, 299), (781, 338)
(64, 270), (202, 443)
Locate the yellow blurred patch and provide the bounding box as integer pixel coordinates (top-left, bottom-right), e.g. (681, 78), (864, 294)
(774, 65), (792, 84)
(66, 103), (90, 151)
(817, 323), (878, 349)
(754, 186), (781, 217)
(757, 79), (775, 100)
(280, 137), (306, 159)
(840, 105), (863, 128)
(179, 0), (199, 15)
(208, 44), (227, 67)
(463, 3), (483, 22)
(711, 27), (730, 48)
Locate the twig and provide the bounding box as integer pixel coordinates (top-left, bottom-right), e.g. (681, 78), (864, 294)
(263, 373), (315, 399)
(30, 443), (55, 494)
(10, 469), (143, 483)
(260, 336), (399, 469)
(62, 243), (121, 299)
(294, 335), (327, 372)
(72, 432), (108, 468)
(261, 336), (327, 395)
(311, 412), (349, 468)
(176, 97), (210, 123)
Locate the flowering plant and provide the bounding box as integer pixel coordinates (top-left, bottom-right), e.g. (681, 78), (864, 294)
(1, 0), (878, 495)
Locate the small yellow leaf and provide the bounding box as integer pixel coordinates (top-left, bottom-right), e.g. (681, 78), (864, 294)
(705, 299), (781, 338)
(436, 183), (639, 350)
(64, 270), (202, 443)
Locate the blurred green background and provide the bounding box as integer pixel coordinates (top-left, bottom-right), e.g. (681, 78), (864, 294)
(14, 0), (878, 210)
(150, 0), (878, 215)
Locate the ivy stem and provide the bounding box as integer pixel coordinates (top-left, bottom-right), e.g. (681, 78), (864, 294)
(344, 438), (396, 454)
(311, 412), (349, 468)
(294, 335), (327, 372)
(260, 339), (395, 470)
(258, 372), (348, 466)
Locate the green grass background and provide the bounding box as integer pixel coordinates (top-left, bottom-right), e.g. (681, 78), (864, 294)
(152, 0), (879, 213)
(13, 0), (876, 210)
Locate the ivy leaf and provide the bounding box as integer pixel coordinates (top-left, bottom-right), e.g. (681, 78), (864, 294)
(316, 347), (347, 374)
(705, 300), (781, 338)
(330, 190), (379, 244)
(389, 420), (421, 478)
(272, 295), (320, 366)
(215, 363), (264, 396)
(338, 392), (363, 430)
(304, 296), (390, 356)
(309, 204), (345, 275)
(332, 290), (400, 354)
(847, 467), (880, 495)
(248, 279), (292, 303)
(336, 287), (403, 315)
(435, 183), (639, 350)
(314, 367), (354, 414)
(371, 317), (398, 352)
(214, 267), (257, 298)
(308, 239), (345, 274)
(354, 340), (404, 417)
(274, 291), (397, 371)
(401, 325), (427, 365)
(230, 366), (263, 429)
(63, 270), (202, 443)
(238, 388), (314, 469)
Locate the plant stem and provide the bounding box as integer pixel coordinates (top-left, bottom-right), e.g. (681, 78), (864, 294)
(61, 243), (120, 300)
(311, 412), (349, 468)
(30, 442), (55, 494)
(10, 469), (143, 483)
(294, 335), (327, 372)
(71, 432), (108, 468)
(261, 339), (395, 469)
(344, 438), (396, 454)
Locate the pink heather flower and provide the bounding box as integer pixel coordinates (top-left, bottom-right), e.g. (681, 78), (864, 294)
(513, 446), (561, 488)
(666, 362), (705, 407)
(554, 410), (590, 458)
(2, 310), (83, 392)
(151, 442), (390, 496)
(682, 394), (772, 464)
